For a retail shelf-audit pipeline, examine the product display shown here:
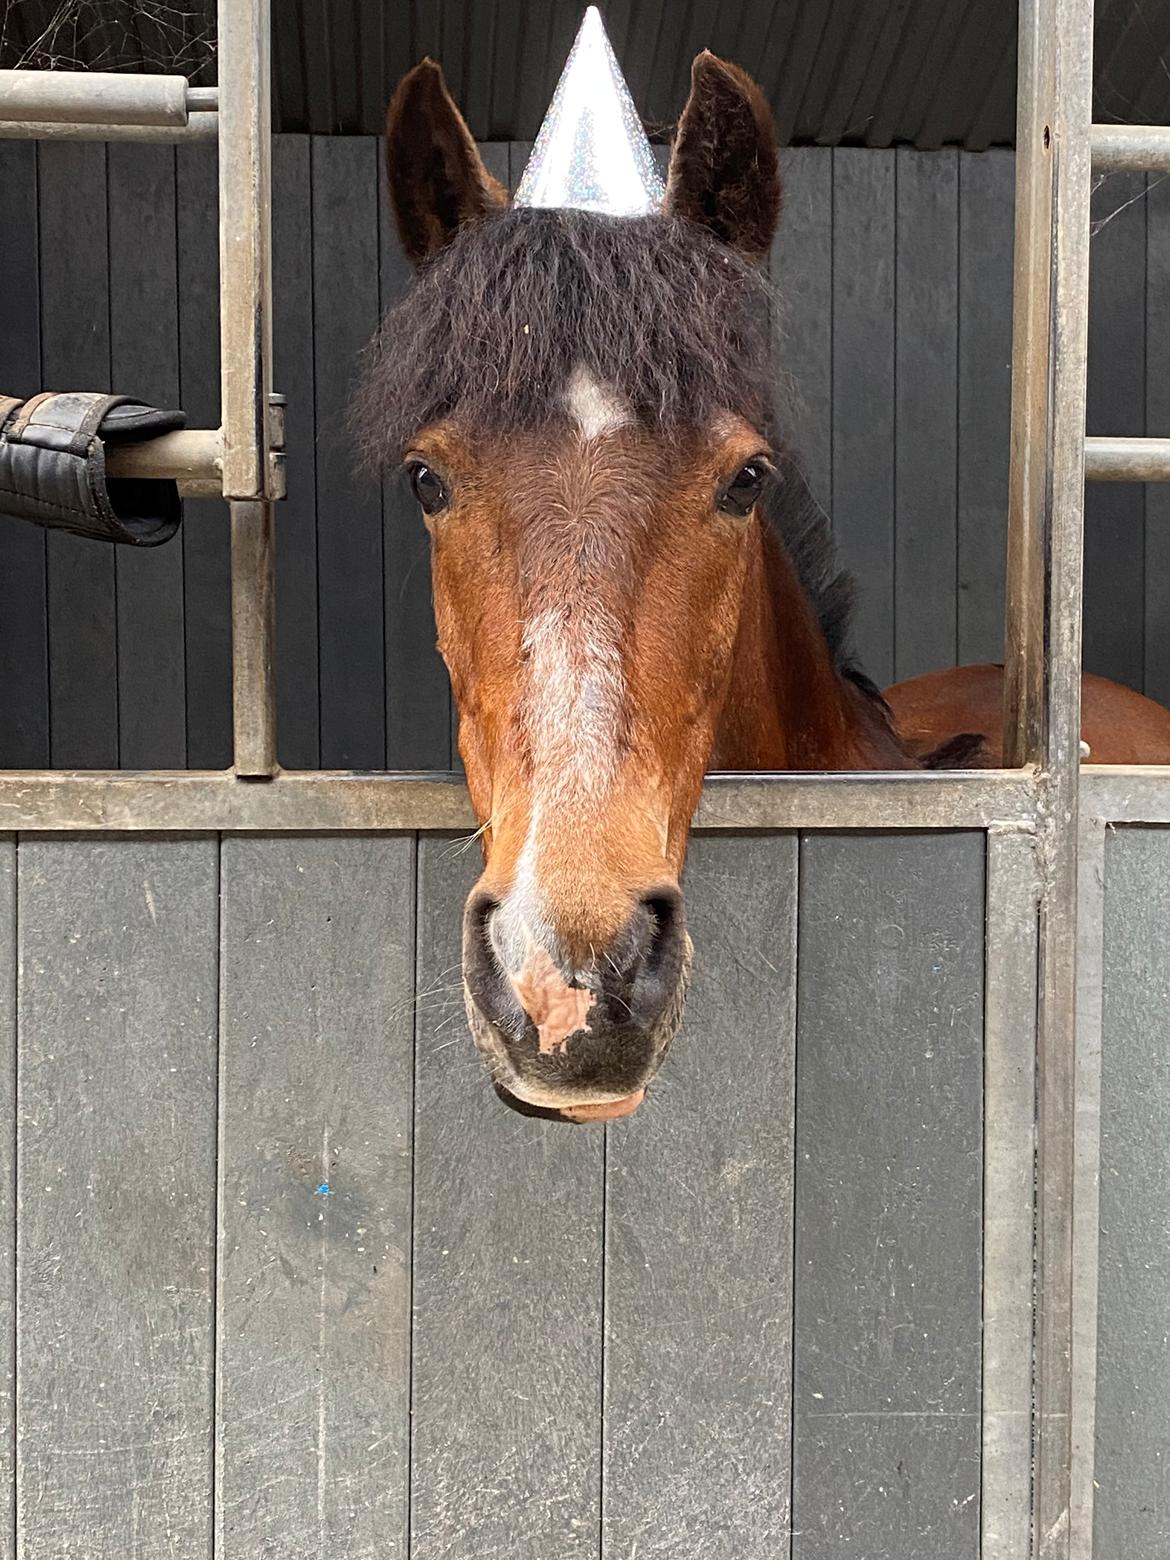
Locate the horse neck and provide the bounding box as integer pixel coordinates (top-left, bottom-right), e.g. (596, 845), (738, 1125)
(713, 521), (919, 771)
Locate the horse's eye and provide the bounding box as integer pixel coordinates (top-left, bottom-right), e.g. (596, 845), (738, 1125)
(408, 461), (449, 515)
(718, 461), (767, 518)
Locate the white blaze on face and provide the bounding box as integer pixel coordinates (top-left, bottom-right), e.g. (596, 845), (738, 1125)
(564, 363), (630, 440)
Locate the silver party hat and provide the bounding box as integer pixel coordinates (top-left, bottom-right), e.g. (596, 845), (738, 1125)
(514, 6), (665, 216)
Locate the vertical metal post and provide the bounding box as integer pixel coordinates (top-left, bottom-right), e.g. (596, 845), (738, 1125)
(218, 0), (278, 776)
(1004, 2), (1095, 1557)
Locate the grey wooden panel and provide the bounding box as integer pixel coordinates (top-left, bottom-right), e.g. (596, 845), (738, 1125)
(832, 148), (896, 686)
(216, 835), (414, 1556)
(1095, 826), (1170, 1557)
(0, 140), (48, 768)
(16, 837), (217, 1557)
(177, 143), (232, 769)
(313, 136), (385, 769)
(1146, 175), (1170, 706)
(273, 135), (321, 769)
(38, 143), (117, 768)
(957, 148), (1013, 667)
(109, 142), (187, 768)
(1084, 170), (1146, 692)
(792, 832), (984, 1560)
(411, 836), (604, 1559)
(776, 146), (833, 509)
(0, 839), (13, 1553)
(376, 141), (456, 772)
(895, 149), (958, 681)
(603, 834), (797, 1558)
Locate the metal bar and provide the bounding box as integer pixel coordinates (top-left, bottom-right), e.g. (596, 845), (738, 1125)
(230, 501), (277, 777)
(0, 115), (217, 143)
(1091, 123), (1170, 171)
(105, 428), (223, 489)
(1069, 814), (1107, 1560)
(0, 70), (190, 127)
(1084, 436), (1170, 481)
(1007, 0), (1096, 1554)
(217, 0), (274, 501)
(1081, 766), (1170, 821)
(982, 824), (1041, 1560)
(0, 770), (1041, 835)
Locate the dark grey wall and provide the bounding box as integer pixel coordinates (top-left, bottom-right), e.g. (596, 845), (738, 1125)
(0, 137), (1164, 769)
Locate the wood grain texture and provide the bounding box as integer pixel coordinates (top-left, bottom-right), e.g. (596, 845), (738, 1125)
(832, 148), (896, 685)
(603, 833), (798, 1558)
(109, 143), (187, 769)
(1094, 826), (1170, 1557)
(176, 143), (232, 769)
(38, 143), (117, 768)
(895, 149), (958, 681)
(0, 839), (12, 1553)
(411, 835), (604, 1559)
(1084, 170), (1146, 692)
(16, 837), (217, 1557)
(313, 136), (385, 769)
(273, 136), (321, 769)
(1146, 174), (1170, 706)
(776, 147), (833, 509)
(0, 141), (48, 768)
(957, 149), (1013, 667)
(792, 831), (984, 1560)
(216, 835), (415, 1558)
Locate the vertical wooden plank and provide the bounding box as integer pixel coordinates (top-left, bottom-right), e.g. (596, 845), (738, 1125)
(1094, 827), (1170, 1557)
(1084, 171), (1146, 691)
(313, 136), (385, 769)
(272, 135), (321, 769)
(0, 141), (48, 768)
(378, 134), (455, 772)
(17, 838), (217, 1556)
(792, 832), (984, 1560)
(1145, 175), (1170, 706)
(957, 149), (1014, 668)
(895, 149), (959, 681)
(411, 836), (603, 1559)
(777, 147), (833, 509)
(832, 149), (896, 686)
(38, 144), (117, 768)
(603, 834), (797, 1558)
(216, 836), (414, 1556)
(177, 142), (232, 769)
(108, 142), (187, 768)
(0, 839), (13, 1553)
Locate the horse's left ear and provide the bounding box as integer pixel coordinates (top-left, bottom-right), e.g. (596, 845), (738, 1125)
(665, 52), (781, 260)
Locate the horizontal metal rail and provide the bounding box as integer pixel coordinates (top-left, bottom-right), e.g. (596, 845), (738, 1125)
(0, 70), (214, 128)
(1084, 436), (1170, 481)
(1081, 766), (1170, 822)
(0, 114), (217, 143)
(105, 428), (223, 497)
(1091, 123), (1170, 171)
(0, 768), (1042, 834)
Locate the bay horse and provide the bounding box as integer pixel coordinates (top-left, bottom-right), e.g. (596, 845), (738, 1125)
(358, 52), (1170, 1123)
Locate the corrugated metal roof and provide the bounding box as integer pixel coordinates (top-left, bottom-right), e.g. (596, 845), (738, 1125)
(3, 0), (1170, 149)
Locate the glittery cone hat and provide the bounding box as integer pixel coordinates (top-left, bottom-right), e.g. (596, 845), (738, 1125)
(514, 6), (665, 216)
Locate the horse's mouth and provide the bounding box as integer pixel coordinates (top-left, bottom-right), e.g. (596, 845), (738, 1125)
(493, 1081), (646, 1123)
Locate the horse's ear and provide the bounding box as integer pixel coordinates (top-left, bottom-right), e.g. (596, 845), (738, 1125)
(385, 60), (508, 265)
(665, 52), (781, 260)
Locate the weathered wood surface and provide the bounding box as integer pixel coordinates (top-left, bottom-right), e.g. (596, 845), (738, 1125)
(792, 832), (985, 1560)
(16, 837), (218, 1557)
(1095, 826), (1170, 1557)
(3, 142), (1159, 770)
(217, 836), (415, 1556)
(0, 829), (995, 1554)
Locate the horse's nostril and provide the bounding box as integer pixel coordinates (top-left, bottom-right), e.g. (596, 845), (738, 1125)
(462, 890), (525, 1040)
(625, 885), (686, 1028)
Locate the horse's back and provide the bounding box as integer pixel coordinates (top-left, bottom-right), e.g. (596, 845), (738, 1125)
(884, 663), (1170, 764)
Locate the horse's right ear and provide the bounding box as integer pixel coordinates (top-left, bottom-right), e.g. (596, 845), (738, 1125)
(385, 60), (508, 266)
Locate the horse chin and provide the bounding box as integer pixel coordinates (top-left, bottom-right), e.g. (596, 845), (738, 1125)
(463, 934), (692, 1123)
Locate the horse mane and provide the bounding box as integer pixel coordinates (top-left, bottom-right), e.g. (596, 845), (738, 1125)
(353, 205), (775, 465)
